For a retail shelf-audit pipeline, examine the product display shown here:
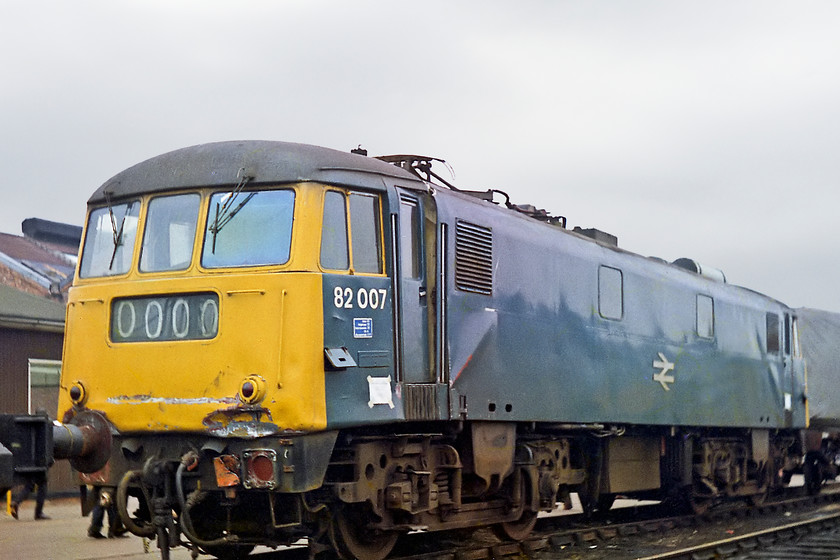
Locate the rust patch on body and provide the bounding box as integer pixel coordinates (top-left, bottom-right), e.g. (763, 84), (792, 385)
(202, 405), (279, 438)
(213, 455), (241, 487)
(107, 393), (237, 405)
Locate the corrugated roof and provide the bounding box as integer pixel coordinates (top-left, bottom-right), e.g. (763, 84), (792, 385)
(0, 283), (65, 332)
(0, 227), (78, 299)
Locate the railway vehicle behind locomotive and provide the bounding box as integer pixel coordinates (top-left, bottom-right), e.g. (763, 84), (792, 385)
(793, 308), (840, 492)
(52, 141), (807, 560)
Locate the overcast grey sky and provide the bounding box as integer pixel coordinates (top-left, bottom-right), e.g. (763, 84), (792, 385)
(2, 1), (840, 311)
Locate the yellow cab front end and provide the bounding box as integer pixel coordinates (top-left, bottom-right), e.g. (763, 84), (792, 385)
(61, 185), (328, 436)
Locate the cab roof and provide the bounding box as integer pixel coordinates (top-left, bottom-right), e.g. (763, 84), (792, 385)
(88, 140), (426, 204)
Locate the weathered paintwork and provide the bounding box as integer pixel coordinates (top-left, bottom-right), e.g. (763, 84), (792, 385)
(62, 272), (327, 433)
(60, 182), (336, 434)
(63, 140), (806, 444)
(434, 187), (806, 430)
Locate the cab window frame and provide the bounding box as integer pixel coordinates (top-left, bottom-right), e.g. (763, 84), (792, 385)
(319, 188), (384, 275)
(78, 199), (142, 279)
(139, 192), (201, 274)
(200, 187), (296, 270)
(320, 190), (350, 270)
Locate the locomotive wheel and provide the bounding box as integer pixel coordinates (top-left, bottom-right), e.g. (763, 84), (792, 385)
(331, 507), (398, 560)
(492, 473), (537, 541)
(687, 493), (712, 515)
(493, 509), (538, 542)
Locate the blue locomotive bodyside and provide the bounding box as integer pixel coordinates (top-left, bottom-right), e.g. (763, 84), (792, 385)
(314, 163), (806, 433)
(436, 187), (807, 430)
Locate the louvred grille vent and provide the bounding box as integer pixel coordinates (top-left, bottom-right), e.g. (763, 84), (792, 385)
(455, 220), (493, 295)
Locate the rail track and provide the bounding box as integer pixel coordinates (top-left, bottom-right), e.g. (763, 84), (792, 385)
(236, 485), (840, 560)
(636, 512), (840, 560)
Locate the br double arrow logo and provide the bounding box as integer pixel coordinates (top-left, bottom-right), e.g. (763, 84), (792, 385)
(652, 352), (675, 391)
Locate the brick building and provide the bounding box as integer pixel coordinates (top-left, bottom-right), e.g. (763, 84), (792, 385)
(0, 219), (81, 495)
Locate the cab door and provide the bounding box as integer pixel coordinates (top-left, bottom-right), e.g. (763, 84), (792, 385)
(321, 188), (399, 426)
(395, 190), (431, 383)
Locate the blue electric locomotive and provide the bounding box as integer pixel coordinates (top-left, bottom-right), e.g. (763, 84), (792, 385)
(43, 141), (806, 560)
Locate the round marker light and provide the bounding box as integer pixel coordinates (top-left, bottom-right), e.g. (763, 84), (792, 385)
(69, 381), (87, 405)
(241, 381), (255, 400)
(239, 375), (266, 404)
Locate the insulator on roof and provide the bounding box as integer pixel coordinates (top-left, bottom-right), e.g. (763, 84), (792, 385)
(672, 258), (726, 283)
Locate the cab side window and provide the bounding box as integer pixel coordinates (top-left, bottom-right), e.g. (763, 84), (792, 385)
(766, 313), (780, 354)
(321, 191), (349, 269)
(320, 190), (383, 274)
(400, 197), (421, 279)
(349, 193), (382, 274)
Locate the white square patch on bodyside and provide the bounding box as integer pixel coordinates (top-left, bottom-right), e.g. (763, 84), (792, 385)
(367, 376), (394, 408)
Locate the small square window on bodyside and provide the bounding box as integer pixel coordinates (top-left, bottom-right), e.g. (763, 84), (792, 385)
(598, 266), (623, 320)
(696, 294), (714, 338)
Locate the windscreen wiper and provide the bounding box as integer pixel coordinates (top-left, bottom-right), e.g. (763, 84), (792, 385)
(106, 193), (135, 270)
(208, 168), (254, 253)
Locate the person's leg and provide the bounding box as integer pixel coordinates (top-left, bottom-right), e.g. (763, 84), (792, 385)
(89, 488), (107, 538)
(9, 487), (20, 519)
(34, 477), (48, 519)
(106, 503), (127, 537)
(10, 479), (35, 519)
